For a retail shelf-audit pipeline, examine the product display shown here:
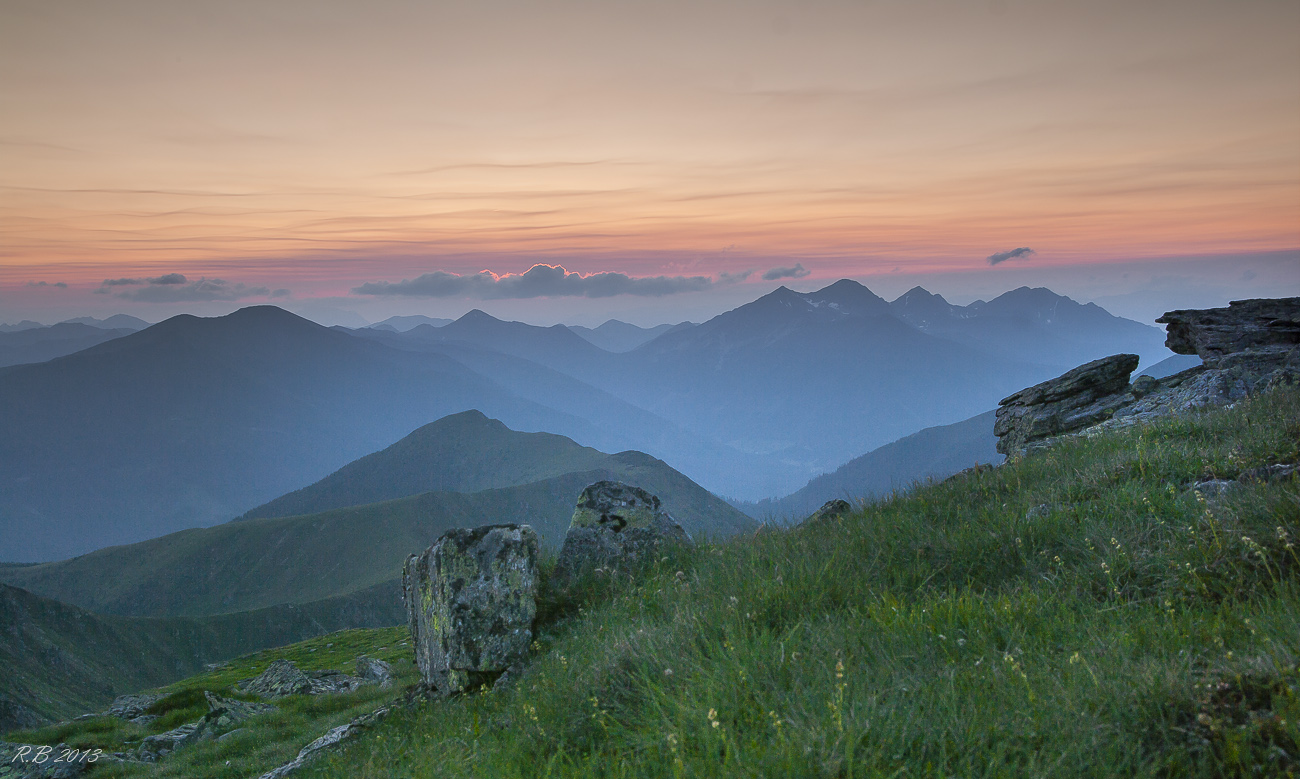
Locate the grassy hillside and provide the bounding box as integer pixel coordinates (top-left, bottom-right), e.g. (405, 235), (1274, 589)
(295, 385), (1298, 778)
(6, 626), (417, 779)
(2, 455), (754, 618)
(0, 582), (402, 729)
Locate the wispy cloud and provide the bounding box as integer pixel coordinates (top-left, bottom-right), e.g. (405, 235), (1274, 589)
(762, 263), (810, 280)
(718, 270), (754, 284)
(26, 280), (68, 289)
(987, 247), (1036, 265)
(96, 273), (273, 302)
(352, 264), (712, 299)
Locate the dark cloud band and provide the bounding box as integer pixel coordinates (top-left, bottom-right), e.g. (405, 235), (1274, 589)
(987, 247), (1035, 265)
(352, 264), (712, 299)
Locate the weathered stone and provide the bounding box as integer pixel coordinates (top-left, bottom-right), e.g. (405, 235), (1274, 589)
(403, 524), (540, 695)
(994, 354), (1140, 455)
(180, 692), (274, 746)
(304, 669), (365, 695)
(801, 499), (852, 525)
(127, 715), (158, 728)
(355, 656), (394, 688)
(1156, 297), (1300, 364)
(105, 692), (162, 720)
(241, 659), (313, 699)
(1238, 463), (1299, 483)
(1192, 479), (1239, 498)
(136, 723), (198, 762)
(256, 705), (391, 779)
(553, 481), (691, 585)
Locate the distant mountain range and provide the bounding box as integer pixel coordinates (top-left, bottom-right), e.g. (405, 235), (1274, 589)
(0, 323), (139, 368)
(568, 320), (694, 352)
(0, 282), (1171, 562)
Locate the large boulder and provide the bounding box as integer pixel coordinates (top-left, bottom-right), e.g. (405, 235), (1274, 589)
(1157, 297), (1300, 364)
(552, 481), (692, 585)
(241, 659), (313, 698)
(994, 354), (1140, 456)
(402, 525), (540, 696)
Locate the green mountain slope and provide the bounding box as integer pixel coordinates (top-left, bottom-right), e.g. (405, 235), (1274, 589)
(0, 582), (402, 730)
(743, 409), (999, 520)
(240, 409), (612, 520)
(2, 454), (753, 618)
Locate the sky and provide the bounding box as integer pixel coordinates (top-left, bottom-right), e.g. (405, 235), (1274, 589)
(2, 0), (1297, 328)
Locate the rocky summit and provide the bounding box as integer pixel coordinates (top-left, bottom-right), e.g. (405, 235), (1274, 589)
(403, 525), (540, 696)
(1157, 297), (1300, 363)
(553, 481), (692, 586)
(996, 297), (1300, 456)
(994, 354), (1140, 456)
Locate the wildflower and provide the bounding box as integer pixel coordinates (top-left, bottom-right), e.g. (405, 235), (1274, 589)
(663, 668), (673, 677)
(707, 708), (720, 729)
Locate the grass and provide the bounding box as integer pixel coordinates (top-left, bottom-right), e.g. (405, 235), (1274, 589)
(5, 626), (419, 778)
(9, 387), (1299, 778)
(295, 385), (1300, 778)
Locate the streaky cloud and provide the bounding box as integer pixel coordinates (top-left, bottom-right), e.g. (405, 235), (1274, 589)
(762, 263), (810, 281)
(113, 277), (272, 302)
(352, 264), (712, 299)
(987, 247), (1036, 265)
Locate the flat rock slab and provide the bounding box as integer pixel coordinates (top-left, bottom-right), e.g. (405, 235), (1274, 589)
(553, 481), (691, 586)
(994, 354), (1139, 455)
(403, 524), (540, 695)
(1157, 297), (1300, 363)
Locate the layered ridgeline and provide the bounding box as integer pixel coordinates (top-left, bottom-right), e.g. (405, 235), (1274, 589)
(1, 282), (1168, 562)
(0, 412), (753, 618)
(0, 581), (400, 730)
(0, 306), (652, 562)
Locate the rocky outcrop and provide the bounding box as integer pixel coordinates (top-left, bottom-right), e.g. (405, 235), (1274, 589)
(403, 525), (540, 696)
(241, 659), (313, 698)
(994, 354), (1140, 455)
(995, 298), (1300, 456)
(553, 481), (692, 585)
(104, 693), (161, 720)
(135, 692), (273, 762)
(1157, 297), (1300, 363)
(239, 659), (368, 699)
(800, 499), (852, 525)
(355, 656), (393, 688)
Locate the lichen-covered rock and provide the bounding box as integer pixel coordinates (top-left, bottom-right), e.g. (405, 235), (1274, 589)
(136, 723), (198, 762)
(257, 705), (391, 779)
(1156, 297), (1300, 364)
(241, 659), (313, 698)
(801, 499), (852, 525)
(552, 481), (691, 585)
(403, 524), (540, 695)
(994, 354), (1140, 455)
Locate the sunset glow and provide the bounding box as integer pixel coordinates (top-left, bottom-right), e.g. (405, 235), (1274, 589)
(2, 0), (1297, 323)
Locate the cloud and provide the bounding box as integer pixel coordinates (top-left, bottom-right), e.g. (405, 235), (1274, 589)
(718, 270), (753, 284)
(271, 288), (291, 298)
(761, 263), (810, 281)
(109, 277), (272, 302)
(26, 280), (68, 289)
(352, 264), (712, 299)
(987, 247), (1036, 266)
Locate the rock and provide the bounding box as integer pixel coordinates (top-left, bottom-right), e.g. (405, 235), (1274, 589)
(800, 499), (852, 525)
(403, 524), (541, 696)
(1156, 297), (1300, 364)
(105, 692), (162, 720)
(553, 481), (692, 585)
(994, 354), (1140, 456)
(136, 723), (198, 762)
(256, 705), (391, 779)
(242, 659), (313, 698)
(355, 656), (394, 688)
(1024, 504), (1056, 520)
(1238, 463), (1299, 483)
(127, 714), (158, 727)
(304, 670), (365, 695)
(1192, 479), (1239, 498)
(180, 692), (274, 746)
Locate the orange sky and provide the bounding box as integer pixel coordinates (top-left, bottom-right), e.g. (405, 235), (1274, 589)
(1, 0), (1297, 324)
